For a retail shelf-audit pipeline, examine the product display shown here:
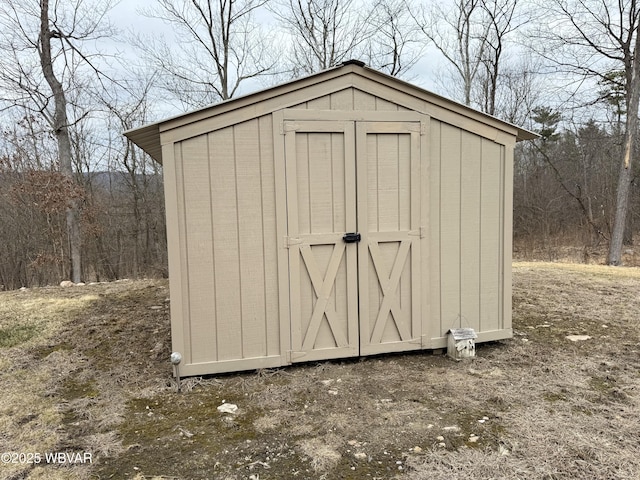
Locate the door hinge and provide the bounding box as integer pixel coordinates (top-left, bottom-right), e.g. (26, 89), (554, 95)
(409, 226), (426, 238)
(284, 236), (302, 248)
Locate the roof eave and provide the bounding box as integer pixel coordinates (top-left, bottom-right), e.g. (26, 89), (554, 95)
(124, 122), (163, 164)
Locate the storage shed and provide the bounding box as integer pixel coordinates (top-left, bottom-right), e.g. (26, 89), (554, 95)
(126, 61), (536, 376)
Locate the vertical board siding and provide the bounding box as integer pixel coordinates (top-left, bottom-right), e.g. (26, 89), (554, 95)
(209, 127), (243, 361)
(433, 123), (506, 339)
(295, 133), (312, 235)
(376, 135), (401, 231)
(171, 143), (192, 362)
(235, 119), (268, 358)
(480, 139), (503, 332)
(429, 121), (442, 341)
(306, 95), (332, 109)
(179, 136), (217, 364)
(364, 132), (411, 232)
(332, 133), (347, 233)
(375, 97), (400, 111)
(460, 132), (482, 331)
(308, 133), (336, 233)
(289, 88), (412, 113)
(330, 89), (354, 110)
(502, 142), (514, 332)
(258, 115), (281, 357)
(353, 90), (377, 110)
(420, 118), (430, 347)
(291, 88), (410, 112)
(178, 118), (281, 366)
(438, 123), (462, 335)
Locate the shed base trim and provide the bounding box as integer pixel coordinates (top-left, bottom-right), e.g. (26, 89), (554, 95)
(179, 355), (286, 376)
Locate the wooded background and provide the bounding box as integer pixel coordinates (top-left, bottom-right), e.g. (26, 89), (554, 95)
(1, 0), (639, 289)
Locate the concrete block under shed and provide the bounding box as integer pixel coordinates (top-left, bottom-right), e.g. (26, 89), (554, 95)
(447, 328), (477, 360)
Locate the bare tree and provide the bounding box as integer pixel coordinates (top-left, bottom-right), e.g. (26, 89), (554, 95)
(103, 78), (166, 278)
(136, 0), (276, 108)
(476, 0), (523, 115)
(270, 0), (371, 76)
(364, 0), (423, 77)
(413, 0), (523, 113)
(0, 0), (116, 283)
(413, 0), (490, 105)
(38, 0), (83, 283)
(531, 0), (640, 265)
(0, 112), (68, 288)
(493, 57), (543, 125)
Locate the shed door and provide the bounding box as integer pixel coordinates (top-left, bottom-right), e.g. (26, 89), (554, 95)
(284, 121), (360, 362)
(284, 119), (423, 362)
(357, 122), (423, 355)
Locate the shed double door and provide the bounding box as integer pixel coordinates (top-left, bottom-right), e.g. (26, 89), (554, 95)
(284, 117), (424, 362)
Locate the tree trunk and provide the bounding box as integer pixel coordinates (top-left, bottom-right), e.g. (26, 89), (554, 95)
(608, 156), (634, 264)
(608, 15), (640, 265)
(38, 0), (82, 282)
(608, 79), (640, 263)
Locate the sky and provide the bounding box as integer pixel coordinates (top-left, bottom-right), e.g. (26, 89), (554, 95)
(106, 0), (443, 107)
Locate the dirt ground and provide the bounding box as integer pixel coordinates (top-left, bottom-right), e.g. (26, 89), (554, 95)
(0, 262), (639, 480)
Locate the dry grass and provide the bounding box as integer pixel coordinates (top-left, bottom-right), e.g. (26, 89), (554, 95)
(0, 280), (171, 480)
(0, 264), (639, 479)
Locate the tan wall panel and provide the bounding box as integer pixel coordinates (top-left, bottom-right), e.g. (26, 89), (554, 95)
(502, 142), (514, 331)
(295, 133), (312, 235)
(364, 132), (412, 232)
(258, 115), (281, 357)
(439, 124), (462, 335)
(288, 87), (412, 115)
(428, 120), (442, 341)
(166, 143), (189, 362)
(376, 134), (401, 231)
(420, 118), (431, 347)
(353, 90), (377, 110)
(330, 89), (354, 110)
(375, 97), (400, 111)
(399, 133), (412, 231)
(331, 132), (347, 232)
(180, 136), (217, 364)
(291, 88), (415, 113)
(480, 139), (503, 332)
(306, 95), (332, 109)
(235, 119), (268, 358)
(179, 118), (282, 366)
(460, 131), (482, 331)
(309, 133), (341, 232)
(209, 127), (243, 361)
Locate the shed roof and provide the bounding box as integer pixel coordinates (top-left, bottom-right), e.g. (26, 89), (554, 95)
(125, 61), (538, 163)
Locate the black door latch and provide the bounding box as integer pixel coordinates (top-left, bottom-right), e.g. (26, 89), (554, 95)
(343, 232), (361, 243)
